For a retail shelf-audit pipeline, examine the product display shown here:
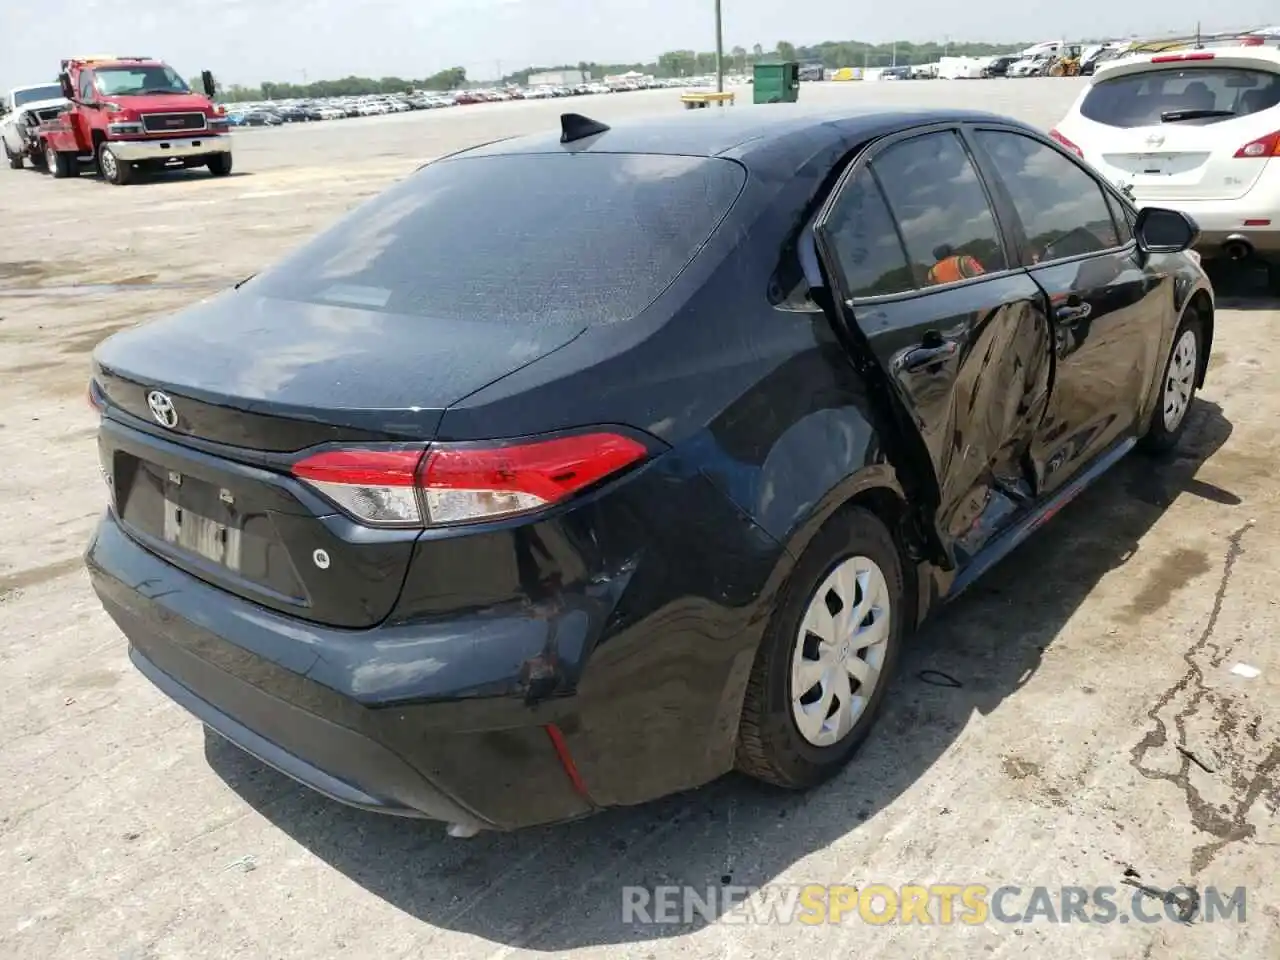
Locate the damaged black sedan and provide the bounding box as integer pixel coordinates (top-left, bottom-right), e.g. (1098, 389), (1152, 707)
(86, 107), (1213, 832)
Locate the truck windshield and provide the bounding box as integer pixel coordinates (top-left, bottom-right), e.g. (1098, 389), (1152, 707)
(13, 85), (64, 108)
(94, 65), (190, 96)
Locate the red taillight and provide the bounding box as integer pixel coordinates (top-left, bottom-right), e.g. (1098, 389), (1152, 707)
(1049, 128), (1083, 158)
(1233, 131), (1280, 159)
(290, 432), (649, 528)
(420, 432), (648, 525)
(292, 448), (425, 526)
(1150, 52), (1216, 63)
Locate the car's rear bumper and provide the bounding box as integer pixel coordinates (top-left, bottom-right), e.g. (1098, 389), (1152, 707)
(1128, 185), (1280, 263)
(1194, 227), (1280, 262)
(86, 510), (600, 830)
(110, 135), (231, 162)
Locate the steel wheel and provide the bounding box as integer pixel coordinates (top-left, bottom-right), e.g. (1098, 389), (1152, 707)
(1162, 327), (1197, 432)
(99, 146), (118, 181)
(790, 554), (891, 748)
(45, 144), (57, 170)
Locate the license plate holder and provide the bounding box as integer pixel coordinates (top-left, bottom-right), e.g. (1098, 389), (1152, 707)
(161, 471), (243, 571)
(1134, 153), (1169, 176)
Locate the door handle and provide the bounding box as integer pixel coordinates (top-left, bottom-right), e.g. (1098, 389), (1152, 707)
(1054, 295), (1092, 323)
(898, 340), (958, 373)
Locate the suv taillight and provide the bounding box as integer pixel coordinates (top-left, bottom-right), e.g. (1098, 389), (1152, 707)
(1049, 128), (1083, 158)
(291, 432), (649, 528)
(1233, 131), (1280, 159)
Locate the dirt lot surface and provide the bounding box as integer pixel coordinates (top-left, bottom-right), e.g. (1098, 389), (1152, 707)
(2, 80), (1278, 959)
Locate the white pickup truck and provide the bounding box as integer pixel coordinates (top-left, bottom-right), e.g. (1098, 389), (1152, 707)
(2, 82), (69, 169)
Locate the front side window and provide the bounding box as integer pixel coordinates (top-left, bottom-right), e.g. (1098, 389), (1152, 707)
(975, 131), (1121, 262)
(820, 169), (915, 299)
(94, 65), (191, 97)
(871, 131), (1008, 287)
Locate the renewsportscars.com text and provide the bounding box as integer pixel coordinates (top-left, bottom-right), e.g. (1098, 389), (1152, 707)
(622, 883), (1246, 926)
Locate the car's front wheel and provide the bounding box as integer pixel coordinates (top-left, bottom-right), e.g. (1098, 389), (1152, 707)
(98, 143), (131, 185)
(1139, 309), (1204, 454)
(737, 506), (905, 789)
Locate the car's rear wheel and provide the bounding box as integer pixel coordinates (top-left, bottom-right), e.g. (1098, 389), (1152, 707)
(1139, 309), (1204, 454)
(46, 143), (76, 179)
(737, 506), (905, 789)
(4, 144), (22, 169)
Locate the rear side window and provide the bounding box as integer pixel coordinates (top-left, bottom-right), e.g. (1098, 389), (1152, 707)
(821, 169), (915, 299)
(871, 131), (1008, 285)
(1081, 67), (1280, 128)
(975, 131), (1122, 262)
(254, 153), (745, 326)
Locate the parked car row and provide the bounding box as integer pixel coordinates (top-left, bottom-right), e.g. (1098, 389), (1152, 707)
(223, 75), (723, 127)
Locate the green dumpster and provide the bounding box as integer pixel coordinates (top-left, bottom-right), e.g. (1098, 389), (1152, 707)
(753, 61), (800, 104)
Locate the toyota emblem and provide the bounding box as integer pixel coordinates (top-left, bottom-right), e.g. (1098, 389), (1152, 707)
(146, 390), (178, 428)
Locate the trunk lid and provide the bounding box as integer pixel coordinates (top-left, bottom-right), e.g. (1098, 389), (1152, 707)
(1088, 120), (1273, 202)
(92, 291), (584, 627)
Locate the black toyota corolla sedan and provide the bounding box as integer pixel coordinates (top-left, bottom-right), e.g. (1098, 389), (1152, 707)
(86, 107), (1214, 833)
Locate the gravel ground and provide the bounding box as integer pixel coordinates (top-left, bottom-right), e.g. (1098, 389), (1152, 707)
(1, 79), (1277, 960)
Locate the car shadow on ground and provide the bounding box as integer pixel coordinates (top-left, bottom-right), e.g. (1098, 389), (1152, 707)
(206, 399), (1235, 951)
(1205, 262), (1278, 310)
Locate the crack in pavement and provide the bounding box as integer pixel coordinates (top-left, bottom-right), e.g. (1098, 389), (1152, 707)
(1129, 520), (1280, 874)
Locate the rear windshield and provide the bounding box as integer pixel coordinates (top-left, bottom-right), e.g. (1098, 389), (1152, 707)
(253, 152), (746, 326)
(1081, 66), (1280, 127)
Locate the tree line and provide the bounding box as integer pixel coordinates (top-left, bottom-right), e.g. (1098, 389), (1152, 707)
(216, 39), (1028, 102)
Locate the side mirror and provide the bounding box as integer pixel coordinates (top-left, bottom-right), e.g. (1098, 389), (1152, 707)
(1134, 207), (1199, 254)
(200, 70), (216, 98)
(59, 72), (74, 100)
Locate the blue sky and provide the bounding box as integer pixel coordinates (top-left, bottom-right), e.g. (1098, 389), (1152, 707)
(2, 0), (1277, 89)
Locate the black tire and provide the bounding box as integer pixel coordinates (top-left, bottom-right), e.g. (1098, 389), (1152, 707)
(207, 153), (233, 177)
(1139, 309), (1204, 455)
(46, 142), (73, 179)
(1267, 262), (1280, 296)
(4, 144), (22, 169)
(736, 506), (906, 789)
(97, 142), (131, 185)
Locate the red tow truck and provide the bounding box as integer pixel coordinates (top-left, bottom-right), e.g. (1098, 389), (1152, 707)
(38, 56), (232, 185)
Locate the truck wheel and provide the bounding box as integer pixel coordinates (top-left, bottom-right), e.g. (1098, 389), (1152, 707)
(46, 143), (73, 179)
(4, 144), (22, 170)
(207, 153), (233, 177)
(97, 143), (132, 185)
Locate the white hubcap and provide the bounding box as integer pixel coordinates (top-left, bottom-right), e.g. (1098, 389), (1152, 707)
(791, 555), (891, 747)
(100, 149), (117, 178)
(1162, 329), (1197, 432)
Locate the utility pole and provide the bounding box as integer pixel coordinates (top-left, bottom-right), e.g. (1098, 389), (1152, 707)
(714, 0), (725, 93)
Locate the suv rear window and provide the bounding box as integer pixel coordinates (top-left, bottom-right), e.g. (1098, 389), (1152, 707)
(254, 152), (746, 326)
(1081, 66), (1280, 128)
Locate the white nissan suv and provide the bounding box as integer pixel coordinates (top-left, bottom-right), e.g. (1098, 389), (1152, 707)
(1051, 44), (1280, 290)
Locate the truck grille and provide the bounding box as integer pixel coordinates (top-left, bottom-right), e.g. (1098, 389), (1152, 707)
(141, 112), (207, 134)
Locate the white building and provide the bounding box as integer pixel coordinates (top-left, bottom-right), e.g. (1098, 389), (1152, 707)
(528, 70), (587, 86)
